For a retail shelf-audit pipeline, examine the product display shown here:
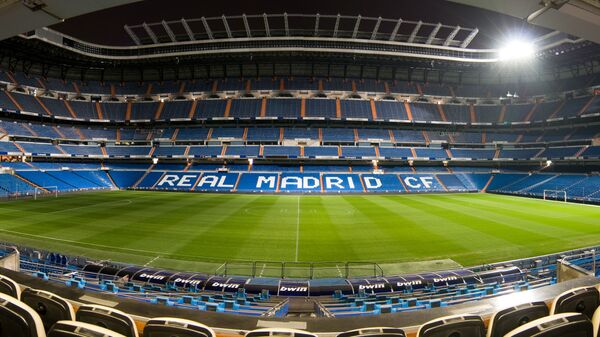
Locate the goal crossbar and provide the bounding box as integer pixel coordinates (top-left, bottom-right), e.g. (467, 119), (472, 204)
(35, 186), (58, 200)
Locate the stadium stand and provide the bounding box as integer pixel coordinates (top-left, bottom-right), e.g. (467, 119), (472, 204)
(0, 4), (600, 335)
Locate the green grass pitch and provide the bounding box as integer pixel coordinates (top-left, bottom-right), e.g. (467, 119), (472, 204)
(1, 191), (600, 276)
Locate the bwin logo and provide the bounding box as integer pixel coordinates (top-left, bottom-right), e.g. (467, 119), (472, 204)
(396, 280), (422, 287)
(433, 276), (458, 283)
(280, 286), (308, 292)
(212, 282), (240, 289)
(358, 283), (385, 290)
(138, 273), (165, 281)
(174, 278), (203, 286)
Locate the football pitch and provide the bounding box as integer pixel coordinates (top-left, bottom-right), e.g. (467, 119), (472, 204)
(1, 190), (600, 277)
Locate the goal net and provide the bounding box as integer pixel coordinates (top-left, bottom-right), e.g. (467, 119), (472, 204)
(34, 186), (58, 200)
(543, 190), (567, 202)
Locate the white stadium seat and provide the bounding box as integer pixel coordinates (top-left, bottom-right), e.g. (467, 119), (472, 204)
(75, 304), (138, 337)
(504, 312), (593, 337)
(0, 292), (46, 337)
(20, 288), (75, 332)
(550, 286), (600, 319)
(417, 314), (485, 337)
(48, 320), (127, 337)
(0, 273), (21, 300)
(337, 327), (406, 337)
(486, 301), (549, 337)
(143, 317), (216, 337)
(245, 328), (318, 337)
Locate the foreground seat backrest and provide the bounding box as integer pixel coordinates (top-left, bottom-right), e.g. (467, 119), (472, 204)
(550, 286), (600, 319)
(504, 312), (593, 337)
(0, 292), (46, 337)
(20, 288), (75, 332)
(417, 314), (485, 337)
(75, 304), (138, 337)
(245, 328), (318, 337)
(486, 301), (549, 337)
(0, 273), (21, 300)
(144, 317), (216, 337)
(48, 320), (127, 337)
(337, 327), (406, 337)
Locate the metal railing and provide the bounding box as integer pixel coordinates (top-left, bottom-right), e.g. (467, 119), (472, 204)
(215, 260), (384, 279)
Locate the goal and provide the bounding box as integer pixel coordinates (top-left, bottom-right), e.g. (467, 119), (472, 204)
(34, 186), (59, 200)
(543, 189), (567, 202)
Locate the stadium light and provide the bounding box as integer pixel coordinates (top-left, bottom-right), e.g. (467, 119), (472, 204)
(152, 157), (159, 165)
(497, 39), (535, 61)
(546, 160), (553, 167)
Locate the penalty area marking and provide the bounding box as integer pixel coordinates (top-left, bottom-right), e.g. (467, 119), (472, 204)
(144, 255), (160, 267)
(0, 227), (231, 262)
(259, 263), (267, 277)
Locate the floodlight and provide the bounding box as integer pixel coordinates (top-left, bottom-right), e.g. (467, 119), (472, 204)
(498, 40), (535, 61)
(546, 160), (553, 167)
(152, 157), (159, 164)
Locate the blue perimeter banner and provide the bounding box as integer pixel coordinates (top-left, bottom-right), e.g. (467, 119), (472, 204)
(148, 172), (479, 193)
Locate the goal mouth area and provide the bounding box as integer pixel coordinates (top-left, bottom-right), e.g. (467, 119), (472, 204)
(34, 186), (59, 199)
(543, 189), (567, 202)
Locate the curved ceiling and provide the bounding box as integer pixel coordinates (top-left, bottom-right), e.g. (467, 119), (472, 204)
(0, 0), (141, 41)
(449, 0), (600, 44)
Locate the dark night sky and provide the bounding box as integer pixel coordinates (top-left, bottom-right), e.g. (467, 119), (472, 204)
(52, 0), (549, 48)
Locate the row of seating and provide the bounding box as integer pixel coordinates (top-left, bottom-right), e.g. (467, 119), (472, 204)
(2, 119), (597, 145)
(2, 142), (597, 160)
(0, 275), (216, 336)
(4, 70), (599, 98)
(1, 163), (598, 201)
(319, 278), (555, 316)
(2, 91), (599, 122)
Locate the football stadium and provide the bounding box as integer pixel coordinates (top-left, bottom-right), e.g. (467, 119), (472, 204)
(1, 0), (600, 336)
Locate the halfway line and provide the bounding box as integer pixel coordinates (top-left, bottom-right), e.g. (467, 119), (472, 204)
(295, 195), (300, 262)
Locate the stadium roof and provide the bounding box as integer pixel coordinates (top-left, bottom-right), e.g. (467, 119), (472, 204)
(50, 0), (551, 48)
(0, 0), (140, 41)
(451, 0), (600, 44)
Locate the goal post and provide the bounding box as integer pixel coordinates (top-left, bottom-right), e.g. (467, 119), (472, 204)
(543, 189), (567, 202)
(34, 186), (58, 200)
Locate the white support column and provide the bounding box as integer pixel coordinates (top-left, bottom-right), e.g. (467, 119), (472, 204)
(408, 20), (422, 43)
(142, 22), (158, 44)
(222, 15), (232, 38)
(201, 17), (213, 40)
(443, 25), (461, 46)
(243, 14), (252, 37)
(284, 12), (290, 36)
(389, 18), (402, 41)
(426, 22), (442, 45)
(333, 14), (341, 38)
(314, 13), (320, 36)
(181, 18), (195, 41)
(370, 17), (382, 40)
(352, 15), (361, 39)
(263, 13), (271, 37)
(460, 28), (479, 48)
(123, 25), (141, 45)
(161, 20), (176, 42)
